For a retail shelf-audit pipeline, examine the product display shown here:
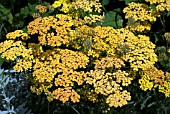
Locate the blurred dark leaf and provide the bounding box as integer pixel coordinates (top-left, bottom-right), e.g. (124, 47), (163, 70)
(102, 0), (110, 6)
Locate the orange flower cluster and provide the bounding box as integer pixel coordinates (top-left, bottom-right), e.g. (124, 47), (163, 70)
(165, 72), (170, 80)
(35, 4), (47, 13)
(94, 57), (125, 70)
(27, 15), (83, 47)
(140, 66), (165, 85)
(52, 87), (80, 103)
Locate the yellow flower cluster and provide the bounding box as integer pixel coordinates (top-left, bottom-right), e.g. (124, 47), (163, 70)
(84, 14), (102, 25)
(139, 66), (170, 97)
(54, 71), (86, 87)
(0, 0), (162, 107)
(12, 43), (43, 72)
(32, 48), (89, 83)
(52, 0), (63, 8)
(52, 0), (72, 13)
(13, 58), (33, 72)
(61, 3), (72, 13)
(52, 87), (80, 103)
(159, 72), (170, 97)
(73, 26), (157, 71)
(145, 0), (170, 11)
(35, 4), (47, 13)
(33, 60), (58, 83)
(122, 35), (158, 71)
(158, 81), (170, 97)
(139, 69), (155, 91)
(73, 25), (117, 58)
(123, 2), (159, 22)
(123, 2), (160, 32)
(106, 90), (131, 108)
(6, 30), (30, 40)
(72, 0), (102, 13)
(52, 0), (102, 14)
(30, 48), (89, 102)
(0, 40), (33, 61)
(85, 69), (132, 107)
(145, 0), (166, 4)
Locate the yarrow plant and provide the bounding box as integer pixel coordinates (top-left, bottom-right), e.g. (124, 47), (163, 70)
(0, 0), (170, 113)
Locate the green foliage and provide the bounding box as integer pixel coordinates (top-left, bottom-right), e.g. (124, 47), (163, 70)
(0, 4), (13, 25)
(102, 0), (110, 6)
(98, 9), (123, 28)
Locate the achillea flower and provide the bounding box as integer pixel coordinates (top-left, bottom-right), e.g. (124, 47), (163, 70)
(158, 81), (170, 97)
(35, 5), (47, 13)
(54, 70), (86, 87)
(27, 15), (80, 47)
(0, 40), (33, 61)
(139, 74), (154, 91)
(106, 90), (131, 107)
(52, 1), (62, 8)
(84, 14), (102, 24)
(52, 87), (80, 103)
(14, 59), (33, 72)
(123, 2), (159, 22)
(72, 0), (102, 13)
(6, 30), (30, 40)
(94, 57), (125, 70)
(139, 65), (170, 97)
(85, 69), (132, 107)
(145, 0), (170, 11)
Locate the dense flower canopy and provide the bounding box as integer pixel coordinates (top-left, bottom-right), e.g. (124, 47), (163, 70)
(0, 0), (170, 111)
